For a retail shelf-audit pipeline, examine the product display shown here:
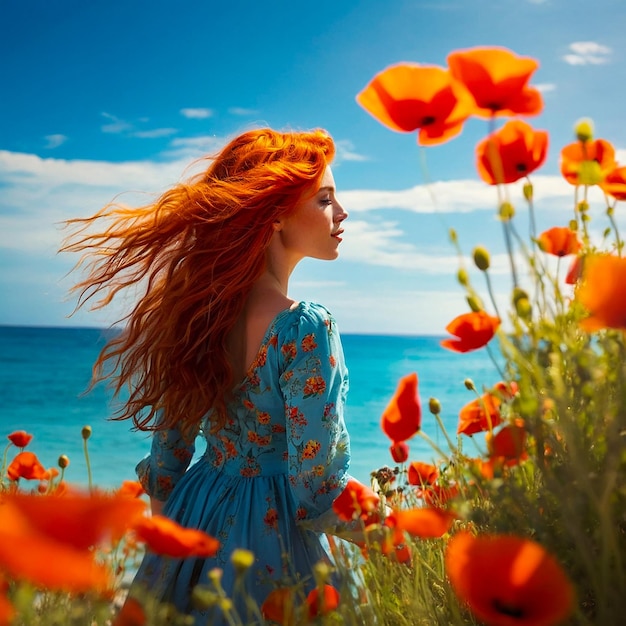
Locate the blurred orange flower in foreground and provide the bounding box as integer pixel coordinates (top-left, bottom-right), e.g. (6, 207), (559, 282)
(441, 311), (500, 353)
(600, 166), (626, 201)
(7, 430), (33, 449)
(0, 599), (13, 626)
(0, 498), (112, 593)
(112, 596), (146, 626)
(7, 491), (146, 550)
(380, 372), (422, 443)
(447, 46), (543, 118)
(306, 585), (340, 619)
(6, 451), (48, 481)
(332, 478), (380, 522)
(132, 515), (219, 558)
(560, 138), (616, 186)
(356, 63), (475, 145)
(537, 227), (582, 257)
(445, 531), (574, 626)
(458, 381), (518, 436)
(576, 254), (626, 331)
(385, 507), (455, 539)
(476, 120), (548, 185)
(261, 587), (296, 625)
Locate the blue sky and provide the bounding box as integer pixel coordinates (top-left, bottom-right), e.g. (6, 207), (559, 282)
(2, 0), (626, 334)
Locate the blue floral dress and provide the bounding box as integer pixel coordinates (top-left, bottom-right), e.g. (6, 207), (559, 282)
(131, 302), (353, 623)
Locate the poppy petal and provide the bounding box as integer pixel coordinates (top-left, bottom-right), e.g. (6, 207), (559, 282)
(381, 373), (422, 442)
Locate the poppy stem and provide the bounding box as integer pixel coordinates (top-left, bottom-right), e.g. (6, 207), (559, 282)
(606, 201), (623, 257)
(483, 270), (502, 320)
(82, 436), (93, 493)
(502, 220), (519, 287)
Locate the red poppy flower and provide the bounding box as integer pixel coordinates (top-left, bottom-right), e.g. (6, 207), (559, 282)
(132, 515), (220, 558)
(0, 591), (13, 626)
(441, 311), (500, 353)
(537, 227), (582, 257)
(576, 254), (626, 331)
(418, 483), (460, 508)
(306, 585), (340, 618)
(381, 539), (413, 564)
(487, 419), (528, 464)
(356, 63), (476, 145)
(407, 461), (439, 486)
(476, 121), (548, 185)
(601, 166), (626, 201)
(445, 532), (575, 626)
(381, 373), (422, 442)
(389, 441), (410, 463)
(0, 498), (112, 593)
(447, 46), (543, 118)
(113, 597), (146, 626)
(332, 479), (380, 522)
(7, 430), (33, 448)
(6, 451), (48, 481)
(261, 587), (296, 625)
(7, 491), (146, 550)
(565, 255), (583, 285)
(385, 507), (455, 539)
(116, 480), (146, 498)
(560, 139), (616, 186)
(458, 381), (518, 436)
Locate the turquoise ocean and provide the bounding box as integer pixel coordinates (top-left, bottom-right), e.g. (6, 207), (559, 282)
(0, 326), (497, 488)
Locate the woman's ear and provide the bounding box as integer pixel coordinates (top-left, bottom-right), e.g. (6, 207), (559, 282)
(272, 219), (283, 232)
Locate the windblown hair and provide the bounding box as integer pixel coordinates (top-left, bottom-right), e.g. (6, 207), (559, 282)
(63, 128), (335, 434)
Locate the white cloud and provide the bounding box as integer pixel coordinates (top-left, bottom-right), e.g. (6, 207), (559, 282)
(101, 113), (179, 139)
(334, 140), (368, 163)
(2, 142), (625, 332)
(562, 41), (611, 66)
(535, 83), (556, 93)
(44, 134), (68, 149)
(131, 128), (178, 139)
(228, 107), (259, 116)
(180, 108), (214, 119)
(101, 112), (133, 134)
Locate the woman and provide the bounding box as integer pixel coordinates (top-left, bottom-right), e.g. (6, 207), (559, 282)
(64, 128), (358, 623)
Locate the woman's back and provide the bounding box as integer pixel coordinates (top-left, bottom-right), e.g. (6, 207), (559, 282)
(133, 302), (352, 622)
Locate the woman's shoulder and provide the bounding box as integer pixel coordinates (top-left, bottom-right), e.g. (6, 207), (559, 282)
(278, 301), (335, 327)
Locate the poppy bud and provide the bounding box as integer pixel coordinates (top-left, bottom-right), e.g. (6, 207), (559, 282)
(428, 397), (441, 415)
(574, 117), (594, 142)
(390, 441), (409, 463)
(457, 268), (469, 286)
(231, 549), (255, 574)
(192, 588), (220, 609)
(466, 295), (483, 312)
(58, 454), (70, 469)
(464, 378), (476, 391)
(512, 287), (529, 305)
(577, 200), (589, 213)
(523, 182), (533, 201)
(499, 202), (515, 221)
(449, 228), (458, 244)
(515, 296), (532, 318)
(569, 219), (578, 231)
(81, 425), (92, 440)
(473, 246), (491, 271)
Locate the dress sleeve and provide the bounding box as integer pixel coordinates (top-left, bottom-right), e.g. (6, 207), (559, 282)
(279, 304), (352, 522)
(135, 412), (197, 502)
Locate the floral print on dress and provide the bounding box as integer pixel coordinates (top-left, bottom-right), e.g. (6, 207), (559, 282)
(133, 302), (353, 624)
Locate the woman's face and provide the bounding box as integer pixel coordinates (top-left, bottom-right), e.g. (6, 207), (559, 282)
(278, 167), (348, 262)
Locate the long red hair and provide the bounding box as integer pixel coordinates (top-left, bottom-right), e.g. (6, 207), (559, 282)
(63, 128), (336, 433)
